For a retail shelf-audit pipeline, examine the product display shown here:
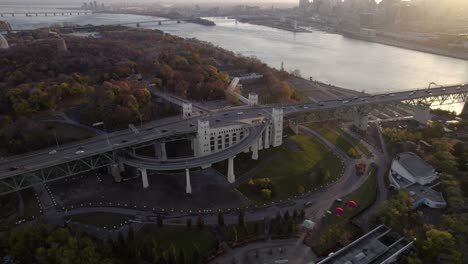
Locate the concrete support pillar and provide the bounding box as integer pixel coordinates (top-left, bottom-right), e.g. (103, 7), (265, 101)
(352, 109), (369, 131)
(182, 102), (192, 118)
(185, 169), (192, 194)
(110, 164), (122, 182)
(118, 160), (125, 172)
(227, 157), (235, 183)
(155, 142), (167, 160)
(264, 125), (270, 149)
(139, 168), (149, 189)
(258, 136), (263, 150)
(160, 142), (167, 160)
(252, 141), (259, 160)
(414, 105), (431, 125)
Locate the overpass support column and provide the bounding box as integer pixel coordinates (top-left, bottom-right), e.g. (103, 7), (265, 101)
(109, 163), (122, 182)
(251, 141), (259, 160)
(272, 108), (284, 147)
(118, 160), (125, 172)
(352, 108), (369, 131)
(414, 105), (431, 125)
(227, 157), (236, 183)
(154, 142), (167, 160)
(139, 168), (149, 189)
(264, 125), (270, 149)
(185, 169), (192, 194)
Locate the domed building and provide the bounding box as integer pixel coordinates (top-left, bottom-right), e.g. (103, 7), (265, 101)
(0, 34), (9, 49)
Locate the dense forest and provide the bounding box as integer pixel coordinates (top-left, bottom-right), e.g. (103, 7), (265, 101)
(0, 27), (293, 154)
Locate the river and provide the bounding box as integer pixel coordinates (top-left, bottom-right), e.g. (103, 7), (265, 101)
(2, 9), (468, 110)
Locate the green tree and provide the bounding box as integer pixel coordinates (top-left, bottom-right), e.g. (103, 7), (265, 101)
(421, 229), (462, 264)
(177, 249), (185, 264)
(231, 226), (238, 244)
(192, 246), (201, 264)
(261, 189), (272, 199)
(218, 210), (224, 227)
(238, 210), (245, 227)
(196, 215), (204, 229)
(157, 213), (163, 228)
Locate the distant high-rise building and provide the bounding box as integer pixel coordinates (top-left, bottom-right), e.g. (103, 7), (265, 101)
(299, 0), (310, 9)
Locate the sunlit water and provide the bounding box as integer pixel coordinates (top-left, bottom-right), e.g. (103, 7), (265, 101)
(2, 10), (468, 112)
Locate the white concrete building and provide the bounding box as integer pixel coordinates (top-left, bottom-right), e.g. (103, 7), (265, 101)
(390, 152), (438, 186)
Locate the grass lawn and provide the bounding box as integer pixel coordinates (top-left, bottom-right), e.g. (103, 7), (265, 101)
(137, 225), (217, 260)
(306, 123), (361, 159)
(21, 188), (41, 220)
(334, 127), (372, 157)
(213, 146), (281, 176)
(314, 164), (378, 255)
(70, 212), (129, 229)
(238, 134), (343, 202)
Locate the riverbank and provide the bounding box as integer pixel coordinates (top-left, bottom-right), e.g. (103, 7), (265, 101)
(232, 17), (310, 33)
(341, 30), (468, 61)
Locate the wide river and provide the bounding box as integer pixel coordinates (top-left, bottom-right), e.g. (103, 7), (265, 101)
(2, 8), (468, 106)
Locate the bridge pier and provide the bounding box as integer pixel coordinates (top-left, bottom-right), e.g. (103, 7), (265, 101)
(154, 142), (167, 160)
(227, 157), (236, 183)
(185, 169), (192, 194)
(264, 125), (270, 149)
(414, 105), (431, 125)
(109, 163), (122, 182)
(139, 168), (149, 188)
(272, 108), (284, 147)
(352, 108), (369, 131)
(183, 102), (192, 118)
(251, 141), (259, 160)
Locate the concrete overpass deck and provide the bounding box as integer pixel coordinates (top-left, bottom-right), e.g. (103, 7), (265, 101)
(0, 83), (467, 193)
(119, 121), (268, 171)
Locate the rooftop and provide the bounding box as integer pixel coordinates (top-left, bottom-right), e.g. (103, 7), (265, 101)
(406, 183), (446, 204)
(318, 225), (413, 264)
(396, 152), (436, 180)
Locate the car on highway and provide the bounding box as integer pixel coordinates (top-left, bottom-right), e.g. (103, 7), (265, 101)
(390, 94), (395, 97)
(48, 150), (57, 155)
(319, 102), (324, 106)
(304, 201), (314, 208)
(75, 147), (85, 154)
(237, 112), (244, 115)
(9, 166), (19, 171)
(456, 86), (461, 90)
(342, 100), (349, 104)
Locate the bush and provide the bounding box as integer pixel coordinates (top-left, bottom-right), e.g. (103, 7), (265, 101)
(261, 189), (272, 199)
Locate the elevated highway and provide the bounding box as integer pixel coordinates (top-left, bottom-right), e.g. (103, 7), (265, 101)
(0, 83), (467, 195)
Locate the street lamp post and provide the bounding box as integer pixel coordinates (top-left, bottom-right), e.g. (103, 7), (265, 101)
(92, 121), (110, 146)
(53, 131), (60, 150)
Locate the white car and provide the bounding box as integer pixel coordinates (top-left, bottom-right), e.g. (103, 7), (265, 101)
(237, 112), (243, 115)
(48, 150), (57, 155)
(75, 147), (85, 154)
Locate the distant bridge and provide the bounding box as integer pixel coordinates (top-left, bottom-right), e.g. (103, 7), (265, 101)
(0, 11), (93, 17)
